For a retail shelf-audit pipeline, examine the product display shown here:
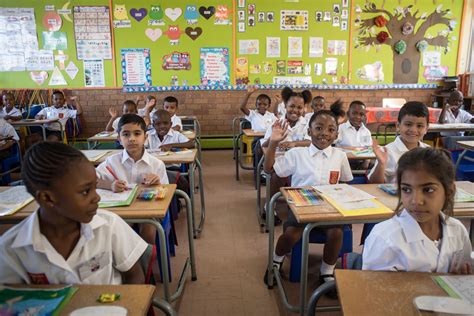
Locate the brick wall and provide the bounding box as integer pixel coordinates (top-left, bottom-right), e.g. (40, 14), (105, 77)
(70, 88), (435, 137)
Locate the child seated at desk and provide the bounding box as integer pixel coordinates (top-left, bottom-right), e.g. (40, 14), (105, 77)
(304, 95), (325, 121)
(106, 100), (150, 132)
(35, 90), (83, 142)
(369, 101), (430, 184)
(145, 109), (194, 152)
(0, 118), (19, 159)
(0, 92), (22, 121)
(438, 90), (474, 137)
(335, 100), (372, 169)
(0, 142), (146, 284)
(97, 114), (169, 244)
(239, 85), (276, 132)
(163, 96), (182, 131)
(263, 109), (353, 295)
(363, 147), (472, 274)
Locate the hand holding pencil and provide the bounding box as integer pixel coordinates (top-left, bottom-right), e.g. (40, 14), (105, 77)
(106, 165), (128, 193)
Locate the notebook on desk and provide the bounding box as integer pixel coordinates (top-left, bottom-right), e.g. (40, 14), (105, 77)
(97, 185), (138, 208)
(0, 186), (34, 216)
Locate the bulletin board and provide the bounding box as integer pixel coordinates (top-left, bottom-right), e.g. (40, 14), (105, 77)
(0, 0), (466, 90)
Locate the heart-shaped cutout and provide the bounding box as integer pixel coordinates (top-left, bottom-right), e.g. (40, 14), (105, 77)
(199, 6), (215, 19)
(165, 8), (182, 21)
(185, 27), (202, 40)
(145, 28), (162, 41)
(30, 71), (49, 85)
(130, 8), (147, 22)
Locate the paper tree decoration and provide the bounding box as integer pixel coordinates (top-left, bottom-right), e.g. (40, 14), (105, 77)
(355, 3), (454, 83)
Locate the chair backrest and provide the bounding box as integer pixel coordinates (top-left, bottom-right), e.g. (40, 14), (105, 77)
(382, 98), (406, 108)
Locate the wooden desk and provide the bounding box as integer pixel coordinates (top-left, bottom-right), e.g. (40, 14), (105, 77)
(458, 140), (474, 151)
(335, 270), (448, 316)
(0, 184), (197, 304)
(7, 284), (155, 316)
(243, 128), (266, 138)
(428, 123), (474, 133)
(266, 182), (474, 315)
(11, 119), (63, 141)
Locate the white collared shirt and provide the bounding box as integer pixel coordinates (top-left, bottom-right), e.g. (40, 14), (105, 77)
(362, 209), (472, 273)
(261, 116), (310, 145)
(276, 102), (286, 118)
(335, 121), (373, 147)
(0, 106), (21, 119)
(368, 136), (430, 183)
(0, 118), (19, 144)
(304, 112), (314, 122)
(0, 210), (148, 284)
(171, 115), (182, 129)
(441, 108), (473, 136)
(274, 144), (353, 186)
(111, 117), (121, 132)
(96, 149), (169, 185)
(37, 106), (77, 131)
(145, 128), (189, 150)
(245, 110), (277, 132)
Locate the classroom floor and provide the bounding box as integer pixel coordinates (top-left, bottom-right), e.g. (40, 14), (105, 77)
(165, 150), (365, 316)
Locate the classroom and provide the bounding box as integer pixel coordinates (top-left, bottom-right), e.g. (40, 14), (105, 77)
(0, 0), (473, 315)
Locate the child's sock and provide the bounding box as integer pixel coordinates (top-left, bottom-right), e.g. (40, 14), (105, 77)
(272, 251), (285, 269)
(319, 261), (336, 281)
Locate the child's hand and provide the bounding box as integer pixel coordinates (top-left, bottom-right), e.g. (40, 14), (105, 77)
(247, 85), (257, 94)
(36, 115), (46, 120)
(372, 139), (388, 166)
(449, 262), (472, 275)
(269, 120), (289, 143)
(112, 180), (127, 192)
(145, 99), (156, 110)
(159, 144), (173, 151)
(69, 96), (78, 102)
(142, 174), (161, 185)
(274, 94), (282, 104)
(109, 107), (119, 118)
(136, 95), (144, 103)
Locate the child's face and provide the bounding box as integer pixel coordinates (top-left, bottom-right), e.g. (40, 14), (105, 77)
(256, 97), (270, 115)
(153, 115), (172, 137)
(123, 104), (137, 115)
(400, 167), (446, 225)
(48, 159), (100, 223)
(308, 114), (338, 150)
(285, 96), (305, 123)
(397, 115), (428, 145)
(311, 98), (325, 112)
(52, 93), (65, 108)
(163, 101), (178, 116)
(119, 122), (147, 156)
(2, 95), (14, 111)
(348, 104), (366, 128)
(448, 93), (463, 115)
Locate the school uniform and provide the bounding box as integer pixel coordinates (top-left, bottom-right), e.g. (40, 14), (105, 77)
(111, 117), (121, 132)
(36, 106), (77, 132)
(335, 121), (373, 147)
(261, 117), (309, 145)
(441, 108), (473, 136)
(276, 102), (286, 118)
(304, 112), (314, 122)
(171, 114), (182, 130)
(96, 149), (169, 185)
(0, 106), (21, 119)
(362, 209), (472, 273)
(368, 136), (429, 183)
(0, 209), (148, 284)
(0, 118), (20, 158)
(274, 144), (353, 227)
(145, 128), (189, 150)
(245, 110), (276, 132)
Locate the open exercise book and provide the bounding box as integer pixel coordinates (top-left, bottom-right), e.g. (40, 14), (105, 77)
(81, 150), (111, 162)
(97, 185), (138, 208)
(0, 186), (34, 216)
(341, 147), (376, 158)
(313, 184), (392, 216)
(0, 285), (77, 316)
(379, 184), (474, 202)
(433, 275), (474, 305)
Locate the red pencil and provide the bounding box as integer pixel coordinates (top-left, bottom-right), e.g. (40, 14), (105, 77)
(105, 165), (119, 181)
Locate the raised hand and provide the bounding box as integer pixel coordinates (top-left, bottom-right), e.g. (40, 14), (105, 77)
(247, 85), (257, 94)
(109, 107), (119, 118)
(372, 139), (388, 166)
(269, 120), (289, 143)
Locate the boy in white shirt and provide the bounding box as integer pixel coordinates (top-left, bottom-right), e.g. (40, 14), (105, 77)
(0, 92), (22, 121)
(0, 118), (19, 159)
(304, 96), (325, 121)
(163, 96), (182, 131)
(97, 114), (169, 244)
(35, 90), (83, 142)
(239, 86), (277, 132)
(264, 109), (353, 296)
(368, 101), (430, 184)
(438, 90), (474, 136)
(0, 142), (146, 285)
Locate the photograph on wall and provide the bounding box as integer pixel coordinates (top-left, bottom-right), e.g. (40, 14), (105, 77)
(280, 10), (308, 31)
(200, 47), (230, 85)
(121, 48), (152, 87)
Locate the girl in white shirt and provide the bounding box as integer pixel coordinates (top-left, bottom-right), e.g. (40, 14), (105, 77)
(363, 147), (472, 274)
(239, 86), (276, 132)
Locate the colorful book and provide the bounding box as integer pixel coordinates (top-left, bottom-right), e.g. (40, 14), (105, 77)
(286, 188), (322, 207)
(97, 185), (138, 208)
(0, 286), (77, 316)
(0, 186), (34, 216)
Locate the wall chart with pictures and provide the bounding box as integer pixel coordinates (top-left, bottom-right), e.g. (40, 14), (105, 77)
(0, 0), (466, 89)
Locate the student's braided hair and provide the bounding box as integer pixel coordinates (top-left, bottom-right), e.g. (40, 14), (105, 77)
(281, 87), (312, 105)
(22, 142), (87, 196)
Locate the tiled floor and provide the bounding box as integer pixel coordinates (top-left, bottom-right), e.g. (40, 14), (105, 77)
(166, 150), (365, 315)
